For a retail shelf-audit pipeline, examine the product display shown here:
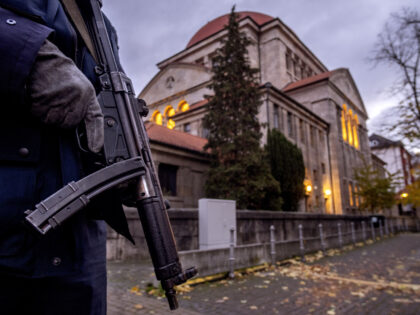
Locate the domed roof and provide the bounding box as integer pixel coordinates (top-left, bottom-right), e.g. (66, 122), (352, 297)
(186, 11), (274, 48)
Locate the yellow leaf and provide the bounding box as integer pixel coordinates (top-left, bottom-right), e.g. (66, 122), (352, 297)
(250, 305), (258, 310)
(134, 304), (144, 310)
(282, 286), (289, 291)
(130, 285), (140, 293)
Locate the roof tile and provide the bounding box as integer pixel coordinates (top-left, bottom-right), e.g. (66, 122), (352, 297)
(146, 122), (208, 153)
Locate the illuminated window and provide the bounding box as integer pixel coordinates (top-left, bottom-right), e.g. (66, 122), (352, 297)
(348, 183), (354, 207)
(164, 106), (176, 129)
(354, 185), (360, 207)
(347, 110), (353, 146)
(164, 105), (176, 118)
(341, 106), (347, 142)
(151, 110), (163, 125)
(167, 119), (176, 130)
(353, 115), (360, 149)
(178, 100), (190, 112)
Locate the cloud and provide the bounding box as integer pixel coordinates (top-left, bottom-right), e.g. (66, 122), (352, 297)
(102, 0), (420, 119)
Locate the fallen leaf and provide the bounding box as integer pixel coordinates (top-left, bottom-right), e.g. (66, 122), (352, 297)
(130, 286), (140, 293)
(134, 304), (144, 310)
(250, 305), (258, 310)
(394, 298), (412, 303)
(241, 300), (247, 304)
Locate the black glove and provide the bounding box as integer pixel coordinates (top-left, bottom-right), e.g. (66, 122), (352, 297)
(27, 39), (104, 153)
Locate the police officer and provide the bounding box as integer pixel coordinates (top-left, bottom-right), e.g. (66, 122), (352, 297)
(0, 1), (124, 314)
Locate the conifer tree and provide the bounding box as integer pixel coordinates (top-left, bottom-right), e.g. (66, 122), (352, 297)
(266, 130), (305, 211)
(203, 6), (282, 210)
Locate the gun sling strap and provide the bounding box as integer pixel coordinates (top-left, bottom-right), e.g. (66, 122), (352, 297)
(60, 0), (98, 63)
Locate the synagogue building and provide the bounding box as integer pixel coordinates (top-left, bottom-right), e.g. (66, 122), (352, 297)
(139, 11), (372, 214)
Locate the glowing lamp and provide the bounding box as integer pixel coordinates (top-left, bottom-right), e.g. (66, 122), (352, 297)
(324, 189), (332, 199)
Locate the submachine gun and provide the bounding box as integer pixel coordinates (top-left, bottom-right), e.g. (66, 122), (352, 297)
(24, 0), (197, 310)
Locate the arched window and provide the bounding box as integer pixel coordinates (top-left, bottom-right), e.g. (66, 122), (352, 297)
(163, 106), (176, 129)
(178, 100), (190, 112)
(164, 105), (176, 118)
(341, 105), (347, 142)
(151, 110), (162, 125)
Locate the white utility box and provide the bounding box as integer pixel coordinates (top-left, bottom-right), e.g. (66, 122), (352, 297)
(199, 198), (236, 250)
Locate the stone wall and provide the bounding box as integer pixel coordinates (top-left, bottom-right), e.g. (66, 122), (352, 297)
(106, 208), (417, 262)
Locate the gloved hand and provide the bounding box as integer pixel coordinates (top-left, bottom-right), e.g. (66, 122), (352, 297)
(27, 39), (104, 153)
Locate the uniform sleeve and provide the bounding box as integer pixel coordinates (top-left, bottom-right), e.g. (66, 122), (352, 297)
(0, 6), (53, 104)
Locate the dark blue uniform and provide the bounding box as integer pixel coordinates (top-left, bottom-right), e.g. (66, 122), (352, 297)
(0, 1), (121, 313)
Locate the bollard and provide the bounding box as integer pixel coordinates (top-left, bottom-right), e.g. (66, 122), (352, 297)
(391, 220), (394, 235)
(270, 225), (276, 266)
(371, 221), (376, 240)
(229, 227), (235, 279)
(337, 223), (343, 248)
(351, 222), (356, 245)
(385, 219), (389, 236)
(416, 220), (420, 232)
(404, 219), (408, 231)
(379, 220), (384, 239)
(298, 224), (306, 262)
(362, 221), (367, 242)
(319, 223), (326, 254)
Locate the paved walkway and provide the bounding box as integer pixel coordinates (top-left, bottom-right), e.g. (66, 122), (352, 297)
(107, 233), (420, 314)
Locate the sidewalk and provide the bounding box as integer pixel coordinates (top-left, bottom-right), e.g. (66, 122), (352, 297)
(107, 233), (420, 314)
(107, 259), (200, 314)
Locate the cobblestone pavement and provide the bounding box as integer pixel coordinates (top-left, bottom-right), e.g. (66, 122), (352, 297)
(107, 233), (420, 314)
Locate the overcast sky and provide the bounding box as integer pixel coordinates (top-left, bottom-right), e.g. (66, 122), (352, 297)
(102, 0), (420, 124)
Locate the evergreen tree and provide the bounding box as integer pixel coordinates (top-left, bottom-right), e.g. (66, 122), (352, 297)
(266, 130), (305, 211)
(203, 6), (282, 210)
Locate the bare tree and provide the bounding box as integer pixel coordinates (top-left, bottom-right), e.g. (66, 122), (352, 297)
(372, 7), (420, 147)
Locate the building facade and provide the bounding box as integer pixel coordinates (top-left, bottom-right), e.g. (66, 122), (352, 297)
(141, 11), (371, 214)
(369, 134), (415, 192)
